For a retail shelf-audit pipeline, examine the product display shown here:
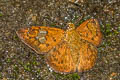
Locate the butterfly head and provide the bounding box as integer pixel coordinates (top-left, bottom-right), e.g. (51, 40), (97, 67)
(67, 23), (75, 31)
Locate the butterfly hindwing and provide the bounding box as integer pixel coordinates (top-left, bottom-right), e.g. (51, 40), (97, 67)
(76, 19), (102, 46)
(46, 41), (76, 73)
(46, 38), (98, 73)
(77, 40), (97, 72)
(16, 26), (64, 54)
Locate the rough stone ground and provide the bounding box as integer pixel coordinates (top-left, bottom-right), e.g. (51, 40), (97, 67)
(0, 0), (120, 80)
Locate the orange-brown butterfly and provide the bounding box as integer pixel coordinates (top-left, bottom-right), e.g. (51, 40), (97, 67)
(16, 19), (102, 73)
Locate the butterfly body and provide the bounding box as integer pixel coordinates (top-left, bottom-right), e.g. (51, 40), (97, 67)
(16, 19), (102, 73)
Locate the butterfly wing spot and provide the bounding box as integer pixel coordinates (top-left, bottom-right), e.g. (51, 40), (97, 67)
(38, 37), (46, 43)
(37, 30), (48, 37)
(39, 30), (48, 34)
(35, 30), (48, 43)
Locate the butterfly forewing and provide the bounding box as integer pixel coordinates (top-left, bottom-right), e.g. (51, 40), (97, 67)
(76, 19), (102, 46)
(16, 26), (64, 54)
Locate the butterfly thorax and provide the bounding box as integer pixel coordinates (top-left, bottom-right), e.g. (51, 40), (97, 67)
(65, 23), (80, 44)
(65, 23), (78, 42)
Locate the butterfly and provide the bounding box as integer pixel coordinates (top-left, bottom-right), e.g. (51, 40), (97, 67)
(16, 19), (102, 74)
